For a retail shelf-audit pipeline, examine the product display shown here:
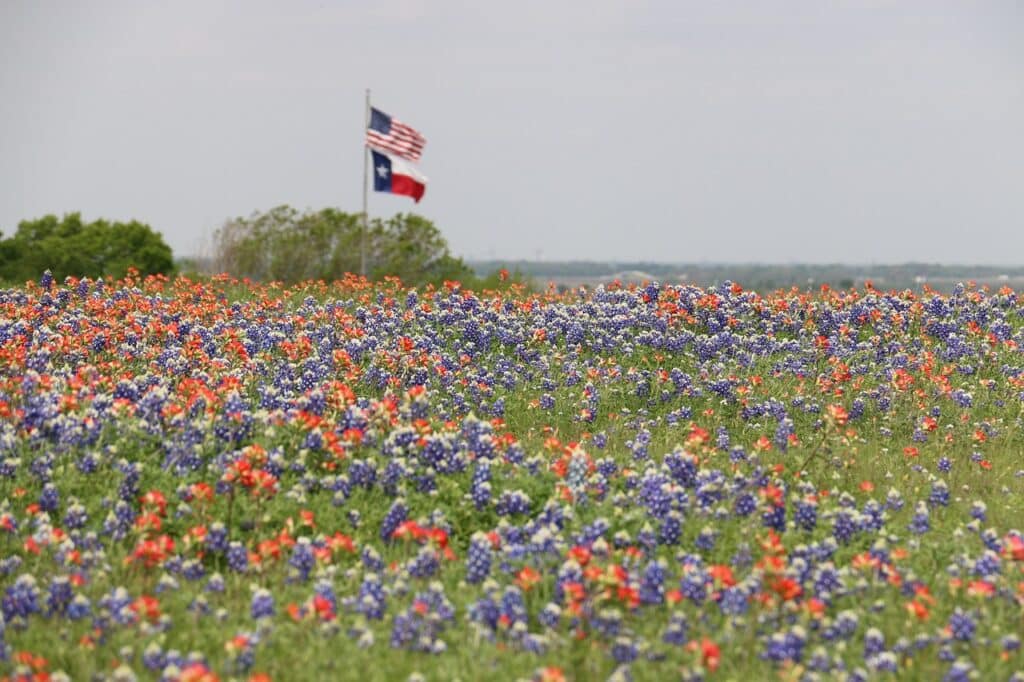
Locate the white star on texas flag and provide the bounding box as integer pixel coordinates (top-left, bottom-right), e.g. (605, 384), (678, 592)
(376, 164), (389, 178)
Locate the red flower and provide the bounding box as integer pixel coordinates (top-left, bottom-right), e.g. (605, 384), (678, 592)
(130, 534), (174, 568)
(139, 490), (168, 516)
(391, 520), (426, 542)
(327, 532), (356, 554)
(135, 512), (163, 534)
(1004, 534), (1024, 561)
(906, 599), (929, 620)
(130, 594), (162, 622)
(536, 667), (565, 682)
(568, 545), (591, 566)
(759, 484), (784, 507)
(708, 564), (736, 588)
(616, 585), (640, 608)
(827, 404), (849, 426)
(516, 566), (542, 591)
(770, 577), (803, 601)
(687, 637), (720, 673)
(967, 580), (995, 598)
(313, 595), (336, 621)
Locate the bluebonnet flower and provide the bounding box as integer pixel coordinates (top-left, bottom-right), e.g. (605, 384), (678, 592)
(538, 602), (561, 629)
(205, 573), (226, 593)
(181, 559), (205, 582)
(361, 546), (384, 572)
(143, 642), (165, 671)
(762, 627), (806, 664)
(863, 627), (886, 658)
(38, 482), (60, 513)
(46, 576), (73, 616)
(611, 636), (639, 663)
(67, 594), (91, 620)
(679, 565), (709, 604)
(289, 537), (316, 581)
(407, 547), (440, 579)
(466, 532), (492, 584)
(63, 500), (88, 530)
(662, 612), (688, 646)
(868, 651), (899, 673)
(639, 559), (667, 605)
(794, 498), (818, 531)
(734, 493), (756, 517)
(928, 480), (950, 507)
(659, 511), (683, 546)
(947, 609), (976, 642)
(226, 541), (248, 573)
(908, 502), (930, 535)
(207, 523), (229, 553)
(357, 574), (387, 620)
(495, 490), (531, 516)
(593, 607), (623, 638)
(718, 585), (749, 615)
(832, 508), (859, 545)
(380, 499), (408, 543)
(250, 588), (274, 619)
(470, 461), (491, 510)
(694, 526), (716, 552)
(2, 574), (41, 623)
(972, 550), (1000, 577)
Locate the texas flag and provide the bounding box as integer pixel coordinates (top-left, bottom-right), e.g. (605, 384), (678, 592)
(370, 148), (427, 203)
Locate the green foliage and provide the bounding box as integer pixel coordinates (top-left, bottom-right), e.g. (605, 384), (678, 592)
(213, 206), (479, 288)
(0, 213), (175, 282)
(370, 213), (468, 285)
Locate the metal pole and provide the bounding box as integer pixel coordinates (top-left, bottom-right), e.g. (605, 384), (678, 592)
(361, 88), (370, 278)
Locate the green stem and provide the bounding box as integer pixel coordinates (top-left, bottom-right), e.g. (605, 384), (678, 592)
(797, 428), (830, 473)
(226, 487), (235, 540)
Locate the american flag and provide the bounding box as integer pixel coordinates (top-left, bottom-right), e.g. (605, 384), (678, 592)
(366, 107), (426, 162)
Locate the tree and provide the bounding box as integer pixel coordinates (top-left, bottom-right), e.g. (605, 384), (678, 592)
(212, 206), (475, 287)
(0, 213), (175, 283)
(371, 213), (474, 285)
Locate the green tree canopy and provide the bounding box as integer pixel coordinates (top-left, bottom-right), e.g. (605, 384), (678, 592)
(0, 213), (175, 282)
(213, 207), (476, 287)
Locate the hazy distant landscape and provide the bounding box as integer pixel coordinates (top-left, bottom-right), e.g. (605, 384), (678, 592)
(469, 261), (1024, 293)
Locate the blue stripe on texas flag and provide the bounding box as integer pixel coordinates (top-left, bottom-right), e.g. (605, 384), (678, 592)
(371, 149), (394, 193)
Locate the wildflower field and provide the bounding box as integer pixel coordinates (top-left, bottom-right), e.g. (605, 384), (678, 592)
(1, 272), (1023, 682)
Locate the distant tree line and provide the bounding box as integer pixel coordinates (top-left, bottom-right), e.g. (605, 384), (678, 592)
(4, 210), (1014, 293)
(0, 213), (175, 282)
(1, 207), (523, 290)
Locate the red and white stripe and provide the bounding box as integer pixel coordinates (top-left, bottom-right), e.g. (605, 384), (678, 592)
(365, 119), (426, 162)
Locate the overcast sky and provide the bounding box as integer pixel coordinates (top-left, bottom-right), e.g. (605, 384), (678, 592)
(1, 1), (1022, 264)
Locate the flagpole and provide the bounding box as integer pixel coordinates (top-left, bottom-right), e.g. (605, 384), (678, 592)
(361, 88), (370, 278)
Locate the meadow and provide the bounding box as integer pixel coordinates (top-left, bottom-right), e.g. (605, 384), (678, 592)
(1, 271), (1022, 681)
